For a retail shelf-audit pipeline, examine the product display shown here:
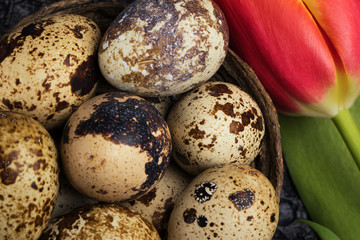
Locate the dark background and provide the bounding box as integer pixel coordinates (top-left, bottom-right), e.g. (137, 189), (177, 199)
(0, 0), (319, 239)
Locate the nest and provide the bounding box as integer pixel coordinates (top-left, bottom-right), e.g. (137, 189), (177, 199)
(3, 0), (283, 198)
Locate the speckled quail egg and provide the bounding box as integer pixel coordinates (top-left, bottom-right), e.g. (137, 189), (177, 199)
(0, 14), (102, 129)
(0, 111), (59, 240)
(167, 81), (265, 175)
(40, 204), (161, 240)
(167, 164), (279, 240)
(98, 0), (229, 97)
(121, 161), (192, 237)
(61, 92), (172, 202)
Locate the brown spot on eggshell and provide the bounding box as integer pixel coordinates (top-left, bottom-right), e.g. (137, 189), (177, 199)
(0, 19), (54, 63)
(206, 82), (233, 97)
(212, 102), (235, 117)
(65, 24), (85, 39)
(271, 213), (276, 222)
(183, 208), (197, 224)
(55, 101), (69, 112)
(1, 167), (19, 185)
(188, 125), (205, 140)
(229, 120), (244, 134)
(2, 99), (13, 110)
(229, 189), (255, 211)
(197, 215), (208, 227)
(70, 55), (99, 97)
(252, 116), (264, 131)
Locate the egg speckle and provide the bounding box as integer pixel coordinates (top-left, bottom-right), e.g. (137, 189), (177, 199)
(0, 111), (59, 240)
(40, 204), (161, 239)
(61, 92), (172, 202)
(167, 81), (265, 175)
(167, 164), (279, 240)
(0, 14), (102, 129)
(98, 0), (229, 97)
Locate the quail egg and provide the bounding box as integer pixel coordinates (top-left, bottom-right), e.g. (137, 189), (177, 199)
(167, 164), (279, 239)
(0, 111), (59, 240)
(61, 92), (172, 202)
(98, 0), (229, 97)
(0, 14), (101, 129)
(40, 204), (161, 239)
(167, 81), (265, 175)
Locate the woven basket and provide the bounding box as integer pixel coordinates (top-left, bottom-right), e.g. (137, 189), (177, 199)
(3, 0), (283, 198)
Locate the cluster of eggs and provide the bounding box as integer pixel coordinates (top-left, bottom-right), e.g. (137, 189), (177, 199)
(0, 0), (279, 239)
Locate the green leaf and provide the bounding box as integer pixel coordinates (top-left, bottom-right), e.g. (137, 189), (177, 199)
(297, 219), (342, 240)
(278, 97), (360, 240)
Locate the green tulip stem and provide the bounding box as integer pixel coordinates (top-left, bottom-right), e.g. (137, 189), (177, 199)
(332, 108), (360, 171)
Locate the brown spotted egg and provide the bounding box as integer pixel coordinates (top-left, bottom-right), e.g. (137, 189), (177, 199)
(167, 164), (279, 240)
(98, 0), (229, 97)
(40, 204), (161, 240)
(0, 111), (59, 240)
(0, 14), (101, 129)
(121, 161), (192, 237)
(167, 81), (265, 175)
(61, 92), (172, 202)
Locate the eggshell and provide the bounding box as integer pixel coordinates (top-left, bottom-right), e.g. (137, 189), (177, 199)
(0, 111), (59, 240)
(95, 78), (173, 118)
(98, 0), (229, 97)
(61, 92), (172, 202)
(121, 161), (192, 237)
(0, 14), (102, 129)
(167, 81), (265, 175)
(50, 171), (97, 220)
(167, 164), (279, 240)
(40, 204), (161, 240)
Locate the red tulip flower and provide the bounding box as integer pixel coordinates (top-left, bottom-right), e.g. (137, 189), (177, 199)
(214, 0), (360, 168)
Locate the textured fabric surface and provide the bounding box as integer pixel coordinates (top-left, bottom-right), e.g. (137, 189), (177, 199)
(0, 1), (319, 239)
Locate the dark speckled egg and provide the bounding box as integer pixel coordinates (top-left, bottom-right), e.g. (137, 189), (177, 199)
(60, 92), (172, 203)
(168, 164), (279, 240)
(0, 111), (59, 240)
(0, 14), (101, 129)
(40, 204), (161, 240)
(98, 0), (229, 97)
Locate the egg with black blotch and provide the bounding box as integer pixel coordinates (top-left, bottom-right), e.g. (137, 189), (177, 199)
(167, 164), (279, 240)
(60, 92), (172, 202)
(98, 0), (229, 97)
(0, 14), (102, 129)
(167, 81), (265, 175)
(40, 204), (161, 239)
(0, 111), (59, 240)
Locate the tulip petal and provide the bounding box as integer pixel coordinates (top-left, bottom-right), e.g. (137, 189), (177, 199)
(214, 0), (340, 117)
(302, 0), (360, 109)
